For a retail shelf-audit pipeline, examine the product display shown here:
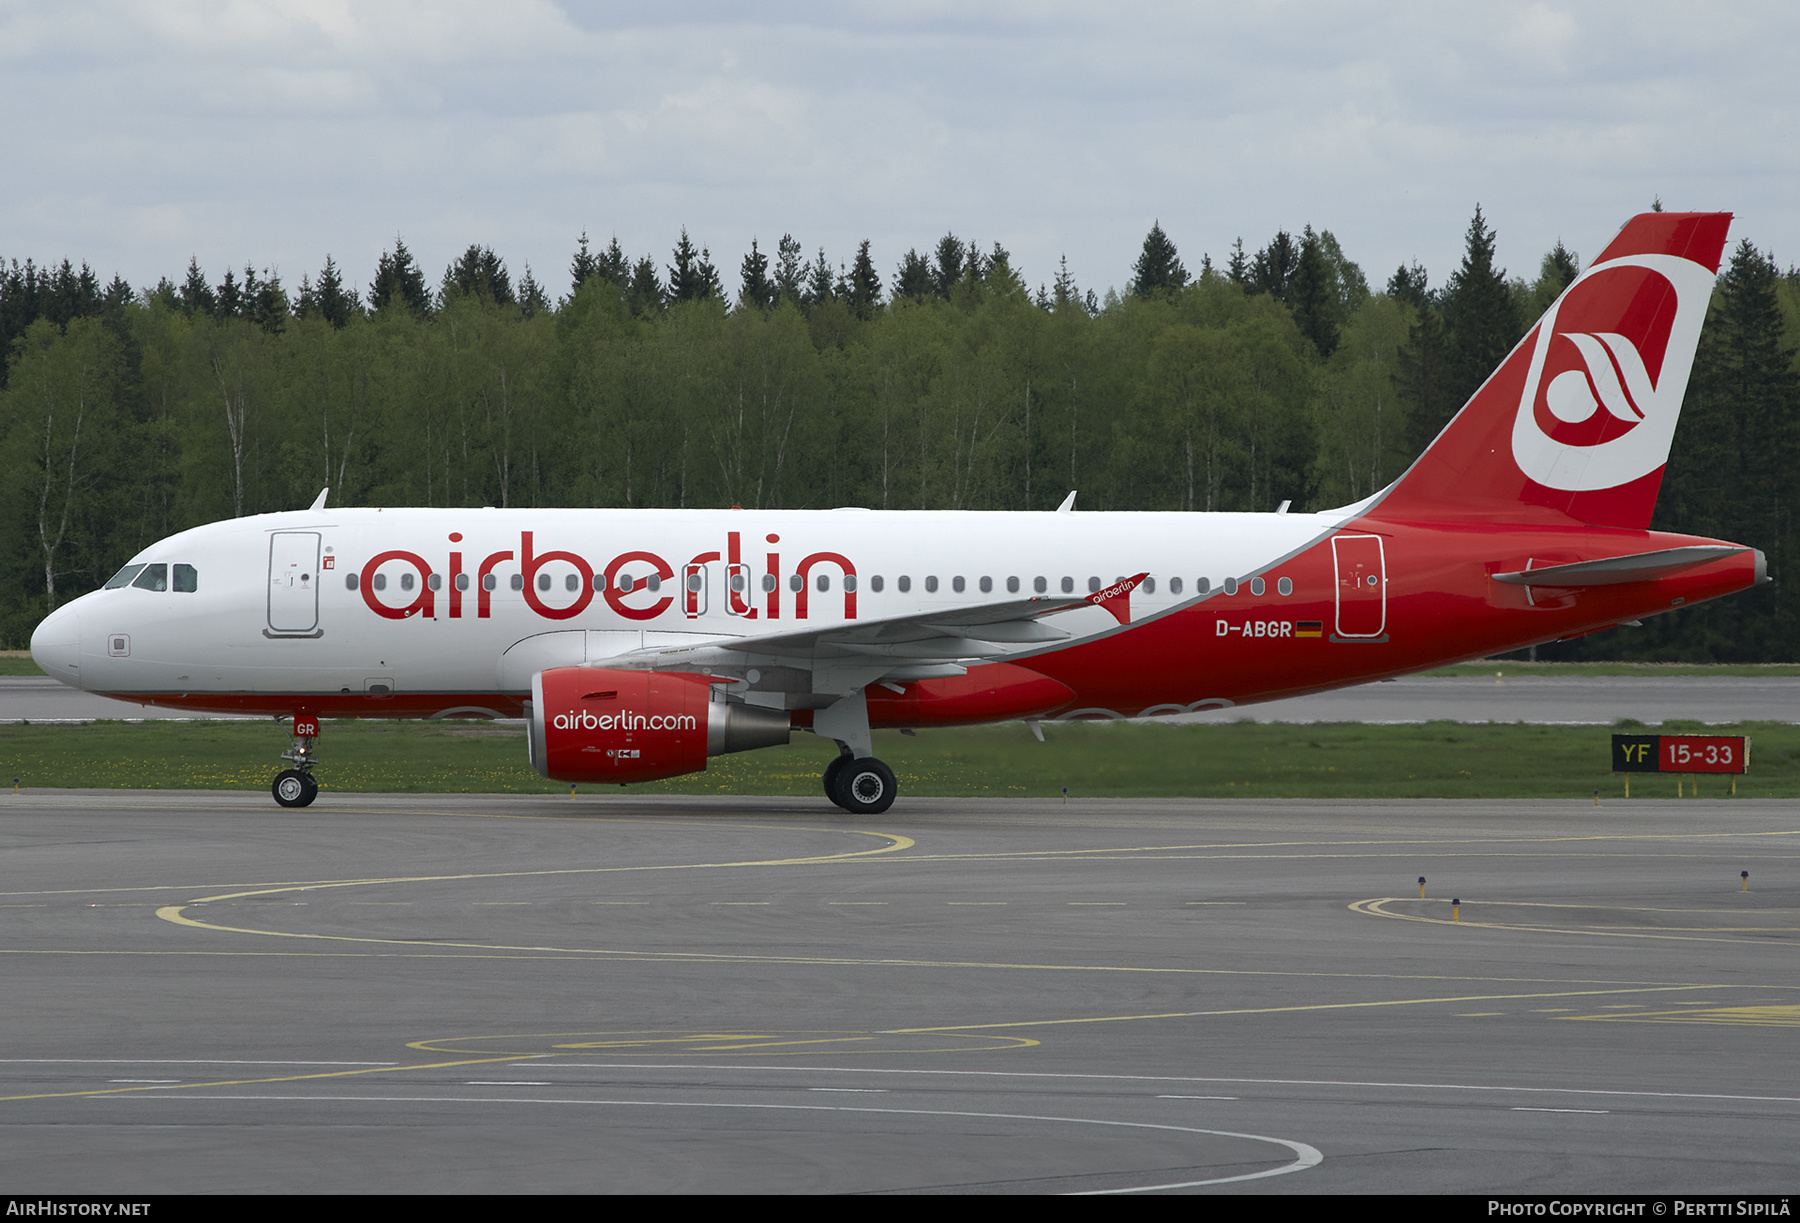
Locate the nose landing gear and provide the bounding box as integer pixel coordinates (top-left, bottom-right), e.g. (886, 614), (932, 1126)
(271, 715), (321, 808)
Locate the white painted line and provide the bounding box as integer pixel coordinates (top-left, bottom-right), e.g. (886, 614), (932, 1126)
(1512, 1107), (1609, 1114)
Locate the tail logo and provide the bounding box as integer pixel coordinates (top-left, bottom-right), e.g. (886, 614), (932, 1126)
(1511, 253), (1714, 492)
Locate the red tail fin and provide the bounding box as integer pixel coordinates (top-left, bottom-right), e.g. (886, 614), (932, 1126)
(1370, 212), (1731, 529)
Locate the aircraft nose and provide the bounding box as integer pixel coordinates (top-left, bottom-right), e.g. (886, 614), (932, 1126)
(30, 605), (82, 688)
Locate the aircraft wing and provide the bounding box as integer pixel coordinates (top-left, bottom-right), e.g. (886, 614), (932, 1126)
(590, 574), (1148, 692)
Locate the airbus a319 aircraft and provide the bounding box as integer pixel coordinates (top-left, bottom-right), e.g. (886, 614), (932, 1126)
(30, 212), (1763, 813)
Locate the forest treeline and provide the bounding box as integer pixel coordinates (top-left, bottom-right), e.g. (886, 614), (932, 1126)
(4, 210), (1798, 659)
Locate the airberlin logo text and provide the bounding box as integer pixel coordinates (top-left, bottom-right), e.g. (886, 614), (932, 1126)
(553, 709), (697, 732)
(356, 529), (857, 624)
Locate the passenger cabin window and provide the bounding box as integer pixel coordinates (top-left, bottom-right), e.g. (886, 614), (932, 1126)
(455, 573), (470, 591)
(1034, 576), (1047, 594)
(843, 575), (857, 592)
(1197, 577), (1211, 594)
(132, 564), (168, 591)
(105, 564), (146, 589)
(1006, 577), (1019, 593)
(373, 573), (387, 591)
(1222, 577), (1238, 595)
(1143, 576), (1156, 594)
(897, 576), (912, 593)
(871, 576), (884, 592)
(979, 576), (992, 593)
(1170, 577), (1183, 594)
(816, 574), (831, 592)
(925, 576), (939, 593)
(346, 573), (360, 591)
(427, 573), (442, 591)
(1061, 577), (1073, 593)
(952, 576), (965, 593)
(484, 574), (498, 591)
(538, 573), (552, 592)
(1277, 577), (1292, 596)
(401, 573), (415, 592)
(1087, 576), (1101, 593)
(1250, 577), (1265, 596)
(510, 574), (524, 591)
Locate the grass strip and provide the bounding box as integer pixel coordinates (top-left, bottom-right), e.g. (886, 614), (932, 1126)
(2, 718), (1795, 800)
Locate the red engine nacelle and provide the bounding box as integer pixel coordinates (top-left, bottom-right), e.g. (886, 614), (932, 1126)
(528, 667), (790, 784)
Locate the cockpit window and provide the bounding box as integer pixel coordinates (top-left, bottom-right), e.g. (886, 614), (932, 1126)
(173, 563), (198, 592)
(131, 563), (169, 592)
(105, 564), (146, 589)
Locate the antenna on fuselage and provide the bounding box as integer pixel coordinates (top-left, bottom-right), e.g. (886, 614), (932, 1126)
(309, 488), (329, 511)
(1057, 490), (1077, 513)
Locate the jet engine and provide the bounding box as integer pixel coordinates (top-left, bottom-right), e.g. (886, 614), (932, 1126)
(527, 667), (791, 784)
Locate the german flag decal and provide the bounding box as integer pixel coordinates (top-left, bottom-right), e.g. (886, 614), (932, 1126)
(1295, 621), (1324, 638)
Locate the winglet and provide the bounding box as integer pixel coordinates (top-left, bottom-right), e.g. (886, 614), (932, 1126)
(309, 487), (329, 511)
(1056, 490), (1077, 513)
(1087, 572), (1149, 625)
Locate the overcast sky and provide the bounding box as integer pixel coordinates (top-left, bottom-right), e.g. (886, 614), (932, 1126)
(3, 1), (1795, 303)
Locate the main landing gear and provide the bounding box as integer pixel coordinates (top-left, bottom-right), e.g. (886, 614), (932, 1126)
(814, 690), (897, 814)
(271, 715), (320, 808)
(823, 751), (897, 815)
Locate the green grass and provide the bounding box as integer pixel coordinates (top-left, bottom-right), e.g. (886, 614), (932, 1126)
(0, 652), (43, 676)
(2, 718), (1793, 800)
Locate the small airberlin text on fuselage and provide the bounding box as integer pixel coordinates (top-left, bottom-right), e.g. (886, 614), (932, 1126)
(356, 529), (858, 623)
(551, 709), (699, 732)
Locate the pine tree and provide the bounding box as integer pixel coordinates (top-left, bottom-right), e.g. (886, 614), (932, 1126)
(214, 268), (243, 319)
(518, 265), (550, 318)
(1439, 205), (1522, 409)
(1652, 240), (1800, 659)
(315, 256), (359, 328)
(697, 246), (724, 303)
(1525, 240), (1580, 317)
(739, 238), (775, 310)
(627, 255), (664, 316)
(178, 257), (215, 317)
(1052, 255), (1078, 310)
(442, 245), (513, 307)
(847, 240), (882, 319)
(805, 247), (836, 310)
(667, 229), (719, 303)
(1227, 238), (1249, 287)
(1387, 262), (1429, 310)
(1289, 227), (1339, 356)
(1130, 222), (1188, 299)
(933, 235), (966, 300)
(569, 231), (600, 293)
(596, 237), (629, 287)
(248, 265), (289, 333)
(892, 249), (933, 302)
(1248, 231), (1297, 302)
(774, 235), (805, 308)
(371, 237), (431, 317)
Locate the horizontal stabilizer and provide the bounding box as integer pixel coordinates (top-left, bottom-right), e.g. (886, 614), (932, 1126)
(1491, 545), (1747, 587)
